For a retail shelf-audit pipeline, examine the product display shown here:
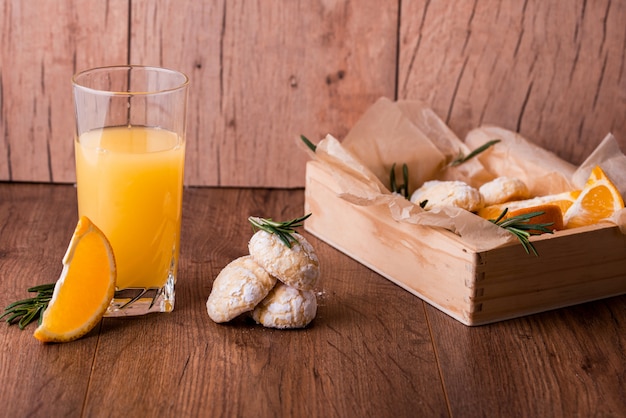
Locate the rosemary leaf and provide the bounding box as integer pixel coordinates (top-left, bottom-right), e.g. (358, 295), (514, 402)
(450, 139), (501, 167)
(1, 283), (55, 330)
(489, 209), (554, 256)
(402, 164), (409, 195)
(249, 213), (312, 248)
(28, 283), (56, 293)
(390, 163), (410, 199)
(300, 135), (317, 152)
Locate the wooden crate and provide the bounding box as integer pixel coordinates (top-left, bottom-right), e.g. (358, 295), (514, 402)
(304, 160), (626, 326)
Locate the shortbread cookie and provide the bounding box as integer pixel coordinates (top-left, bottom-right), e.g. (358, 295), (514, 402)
(248, 230), (319, 291)
(251, 282), (317, 329)
(410, 180), (483, 212)
(206, 255), (277, 323)
(479, 176), (529, 206)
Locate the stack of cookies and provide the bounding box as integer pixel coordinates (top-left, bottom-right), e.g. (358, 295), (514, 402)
(206, 226), (319, 329)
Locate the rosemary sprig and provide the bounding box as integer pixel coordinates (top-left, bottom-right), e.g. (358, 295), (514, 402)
(450, 139), (501, 167)
(248, 213), (312, 248)
(490, 208), (554, 256)
(300, 135), (317, 152)
(390, 163), (410, 199)
(1, 283), (55, 329)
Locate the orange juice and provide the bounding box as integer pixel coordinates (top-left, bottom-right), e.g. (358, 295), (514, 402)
(75, 126), (185, 290)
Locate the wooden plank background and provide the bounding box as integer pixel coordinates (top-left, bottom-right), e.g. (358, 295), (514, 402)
(1, 0), (624, 187)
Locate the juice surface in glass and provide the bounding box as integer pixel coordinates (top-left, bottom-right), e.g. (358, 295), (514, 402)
(75, 126), (185, 290)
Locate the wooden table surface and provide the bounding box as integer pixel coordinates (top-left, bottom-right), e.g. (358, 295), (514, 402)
(1, 182), (625, 418)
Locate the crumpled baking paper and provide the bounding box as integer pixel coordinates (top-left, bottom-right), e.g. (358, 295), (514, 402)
(303, 97), (626, 251)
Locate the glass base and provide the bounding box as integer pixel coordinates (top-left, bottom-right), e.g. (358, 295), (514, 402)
(104, 272), (175, 317)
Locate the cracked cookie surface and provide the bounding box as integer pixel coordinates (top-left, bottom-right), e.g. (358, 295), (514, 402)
(206, 255), (277, 323)
(248, 230), (319, 291)
(251, 282), (317, 329)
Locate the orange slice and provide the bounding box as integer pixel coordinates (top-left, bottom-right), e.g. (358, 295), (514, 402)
(563, 165), (625, 229)
(477, 190), (580, 220)
(34, 216), (116, 343)
(505, 204), (564, 233)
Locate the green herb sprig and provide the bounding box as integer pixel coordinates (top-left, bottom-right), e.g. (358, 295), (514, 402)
(300, 135), (317, 152)
(390, 163), (410, 199)
(1, 283), (55, 329)
(249, 214), (312, 248)
(450, 139), (501, 167)
(490, 209), (554, 256)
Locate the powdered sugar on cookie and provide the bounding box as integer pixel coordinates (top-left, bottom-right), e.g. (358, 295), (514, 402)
(251, 282), (317, 329)
(248, 230), (319, 291)
(410, 180), (484, 212)
(206, 255), (276, 323)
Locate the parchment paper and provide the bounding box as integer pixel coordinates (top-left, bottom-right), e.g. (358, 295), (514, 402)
(304, 97), (626, 250)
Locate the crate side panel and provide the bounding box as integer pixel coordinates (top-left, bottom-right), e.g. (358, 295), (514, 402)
(469, 275), (626, 325)
(475, 225), (626, 298)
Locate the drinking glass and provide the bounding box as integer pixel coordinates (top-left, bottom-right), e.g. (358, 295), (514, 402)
(72, 65), (188, 316)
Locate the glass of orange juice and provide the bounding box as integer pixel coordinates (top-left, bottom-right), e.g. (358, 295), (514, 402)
(72, 65), (188, 316)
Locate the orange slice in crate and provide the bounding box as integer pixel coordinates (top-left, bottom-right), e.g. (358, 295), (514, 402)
(504, 204), (564, 233)
(563, 165), (625, 229)
(476, 190), (580, 221)
(34, 216), (116, 343)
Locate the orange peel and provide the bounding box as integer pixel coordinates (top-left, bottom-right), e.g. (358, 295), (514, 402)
(34, 216), (116, 343)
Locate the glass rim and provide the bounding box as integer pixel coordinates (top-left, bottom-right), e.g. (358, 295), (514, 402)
(72, 64), (189, 96)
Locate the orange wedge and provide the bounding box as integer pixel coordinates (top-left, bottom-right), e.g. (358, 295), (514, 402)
(505, 204), (564, 233)
(34, 216), (116, 343)
(477, 190), (580, 220)
(563, 165), (625, 229)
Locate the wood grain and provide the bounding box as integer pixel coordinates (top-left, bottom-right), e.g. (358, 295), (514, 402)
(128, 0), (398, 187)
(2, 1), (624, 186)
(427, 296), (626, 418)
(399, 0), (626, 164)
(0, 184), (92, 417)
(0, 0), (399, 187)
(0, 0), (128, 183)
(1, 183), (625, 417)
